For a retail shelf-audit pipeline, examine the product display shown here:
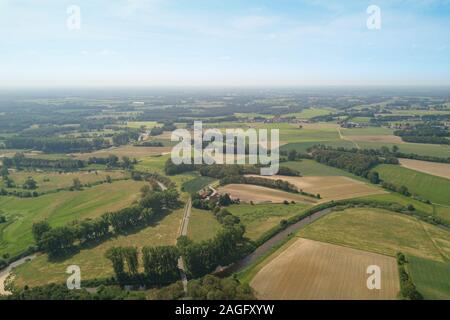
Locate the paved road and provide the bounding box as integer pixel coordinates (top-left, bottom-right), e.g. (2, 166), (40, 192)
(219, 208), (332, 276)
(0, 254), (36, 295)
(177, 198), (192, 293)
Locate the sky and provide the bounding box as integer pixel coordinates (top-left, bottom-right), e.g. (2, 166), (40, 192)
(1, 0), (450, 87)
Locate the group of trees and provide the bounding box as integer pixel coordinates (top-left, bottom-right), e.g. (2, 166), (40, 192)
(219, 175), (318, 198)
(310, 147), (386, 178)
(4, 136), (110, 153)
(87, 155), (136, 169)
(394, 123), (450, 145)
(149, 122), (176, 136)
(2, 283), (146, 300)
(153, 275), (255, 300)
(396, 253), (423, 300)
(164, 158), (301, 178)
(112, 130), (140, 146)
(32, 188), (180, 258)
(179, 225), (248, 278)
(2, 153), (85, 170)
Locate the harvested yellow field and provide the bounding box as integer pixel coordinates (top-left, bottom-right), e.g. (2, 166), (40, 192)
(71, 145), (172, 160)
(399, 158), (450, 179)
(345, 135), (404, 143)
(217, 184), (317, 204)
(245, 175), (386, 201)
(251, 238), (400, 300)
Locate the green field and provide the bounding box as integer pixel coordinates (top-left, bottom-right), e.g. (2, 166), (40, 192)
(187, 208), (222, 242)
(2, 170), (127, 193)
(341, 127), (394, 136)
(227, 203), (310, 240)
(134, 154), (169, 174)
(0, 180), (147, 258)
(375, 164), (450, 206)
(281, 140), (355, 153)
(283, 159), (365, 180)
(11, 208), (184, 288)
(182, 175), (215, 193)
(407, 255), (450, 300)
(285, 107), (334, 119)
(358, 141), (450, 158)
(358, 192), (450, 225)
(297, 208), (450, 262)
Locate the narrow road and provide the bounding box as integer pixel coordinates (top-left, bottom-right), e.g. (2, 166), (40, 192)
(156, 181), (167, 191)
(219, 208), (332, 276)
(0, 254), (36, 295)
(177, 198), (192, 293)
(337, 127), (360, 149)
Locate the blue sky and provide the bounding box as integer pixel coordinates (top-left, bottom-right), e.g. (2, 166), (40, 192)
(1, 0), (450, 87)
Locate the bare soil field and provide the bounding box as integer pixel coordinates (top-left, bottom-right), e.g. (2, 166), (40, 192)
(245, 175), (386, 202)
(345, 135), (404, 144)
(399, 158), (450, 179)
(71, 145), (172, 160)
(250, 238), (400, 300)
(217, 184), (317, 204)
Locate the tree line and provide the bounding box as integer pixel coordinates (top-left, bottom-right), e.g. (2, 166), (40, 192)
(4, 136), (110, 153)
(2, 153), (85, 169)
(219, 175), (319, 199)
(309, 146), (394, 178)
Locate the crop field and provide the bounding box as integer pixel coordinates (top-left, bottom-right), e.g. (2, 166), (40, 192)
(282, 160), (366, 180)
(357, 141), (450, 158)
(399, 159), (450, 179)
(297, 208), (450, 262)
(341, 127), (395, 136)
(227, 203), (310, 240)
(245, 175), (385, 202)
(0, 180), (147, 258)
(250, 238), (400, 300)
(182, 175), (215, 193)
(2, 170), (127, 193)
(343, 135), (404, 144)
(285, 108), (334, 119)
(134, 154), (169, 174)
(375, 164), (450, 206)
(358, 193), (450, 226)
(125, 121), (159, 129)
(406, 255), (450, 300)
(11, 208), (184, 288)
(71, 145), (172, 160)
(217, 184), (317, 204)
(187, 208), (222, 242)
(281, 140), (355, 153)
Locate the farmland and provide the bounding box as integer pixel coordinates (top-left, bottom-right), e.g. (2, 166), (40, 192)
(375, 164), (450, 206)
(407, 255), (450, 300)
(1, 90), (449, 301)
(250, 238), (400, 300)
(297, 208), (450, 261)
(217, 184), (317, 204)
(0, 180), (147, 258)
(187, 208), (222, 242)
(227, 203), (310, 240)
(245, 174), (386, 202)
(399, 158), (450, 179)
(72, 146), (172, 160)
(11, 207), (184, 288)
(1, 170), (128, 193)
